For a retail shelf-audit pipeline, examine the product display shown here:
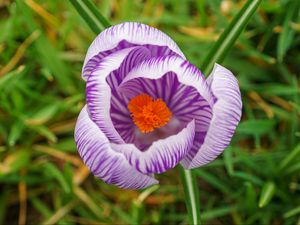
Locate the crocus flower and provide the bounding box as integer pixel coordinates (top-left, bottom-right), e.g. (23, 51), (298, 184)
(75, 22), (242, 189)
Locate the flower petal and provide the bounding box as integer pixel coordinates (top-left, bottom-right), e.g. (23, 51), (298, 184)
(75, 106), (158, 189)
(86, 46), (151, 144)
(118, 56), (214, 162)
(118, 71), (212, 152)
(119, 55), (214, 107)
(82, 22), (185, 80)
(111, 119), (195, 174)
(183, 64), (242, 168)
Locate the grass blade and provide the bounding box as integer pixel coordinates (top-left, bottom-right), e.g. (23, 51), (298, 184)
(258, 181), (275, 208)
(194, 169), (230, 194)
(82, 0), (111, 28)
(69, 0), (111, 34)
(43, 163), (71, 194)
(284, 205), (300, 218)
(278, 143), (300, 171)
(200, 0), (262, 76)
(277, 1), (300, 62)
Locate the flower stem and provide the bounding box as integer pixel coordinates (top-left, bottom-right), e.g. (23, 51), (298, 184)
(179, 166), (201, 225)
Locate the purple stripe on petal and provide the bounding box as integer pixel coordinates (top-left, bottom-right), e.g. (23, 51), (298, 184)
(119, 55), (214, 107)
(82, 22), (185, 78)
(181, 64), (242, 168)
(82, 22), (186, 81)
(111, 119), (196, 174)
(108, 47), (153, 144)
(82, 41), (179, 81)
(75, 106), (158, 189)
(119, 67), (213, 153)
(86, 47), (151, 144)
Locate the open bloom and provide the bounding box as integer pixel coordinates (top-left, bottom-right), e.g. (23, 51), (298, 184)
(75, 22), (242, 189)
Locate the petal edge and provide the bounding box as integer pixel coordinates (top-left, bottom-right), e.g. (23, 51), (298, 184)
(112, 119), (196, 174)
(75, 106), (158, 189)
(183, 64), (242, 168)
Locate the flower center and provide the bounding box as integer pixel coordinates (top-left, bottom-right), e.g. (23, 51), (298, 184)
(127, 93), (172, 133)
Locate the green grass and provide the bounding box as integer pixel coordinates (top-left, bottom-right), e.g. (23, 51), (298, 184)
(0, 0), (299, 224)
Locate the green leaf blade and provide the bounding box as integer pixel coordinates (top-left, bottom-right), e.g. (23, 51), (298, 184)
(200, 0), (263, 76)
(258, 181), (276, 208)
(69, 0), (111, 34)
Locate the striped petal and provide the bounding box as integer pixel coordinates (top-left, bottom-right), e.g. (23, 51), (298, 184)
(112, 120), (195, 174)
(82, 22), (185, 80)
(118, 71), (212, 152)
(86, 47), (151, 144)
(75, 106), (158, 189)
(183, 64), (242, 168)
(119, 55), (214, 107)
(119, 55), (214, 158)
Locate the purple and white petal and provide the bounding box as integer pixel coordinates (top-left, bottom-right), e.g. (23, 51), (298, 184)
(112, 120), (195, 174)
(75, 106), (158, 189)
(118, 71), (212, 152)
(82, 22), (185, 80)
(118, 55), (214, 160)
(86, 47), (151, 144)
(182, 64), (242, 169)
(107, 47), (153, 144)
(119, 55), (214, 107)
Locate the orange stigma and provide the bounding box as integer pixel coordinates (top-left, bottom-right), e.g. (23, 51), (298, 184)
(127, 94), (172, 133)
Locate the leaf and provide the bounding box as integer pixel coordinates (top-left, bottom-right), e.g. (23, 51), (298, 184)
(248, 84), (299, 96)
(16, 0), (75, 95)
(69, 0), (111, 34)
(232, 171), (263, 186)
(0, 150), (30, 175)
(223, 146), (234, 175)
(236, 119), (276, 136)
(277, 1), (300, 62)
(0, 66), (25, 88)
(43, 163), (71, 193)
(8, 121), (25, 146)
(195, 169), (231, 194)
(201, 0), (263, 76)
(244, 182), (257, 212)
(25, 103), (61, 126)
(112, 205), (136, 224)
(258, 181), (275, 208)
(30, 197), (52, 219)
(31, 125), (57, 143)
(278, 143), (300, 171)
(284, 205), (300, 218)
(283, 161), (300, 175)
(201, 205), (238, 220)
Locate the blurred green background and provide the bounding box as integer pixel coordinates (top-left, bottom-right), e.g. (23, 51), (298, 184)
(0, 0), (299, 224)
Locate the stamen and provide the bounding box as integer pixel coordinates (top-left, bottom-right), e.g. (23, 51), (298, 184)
(128, 93), (172, 133)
